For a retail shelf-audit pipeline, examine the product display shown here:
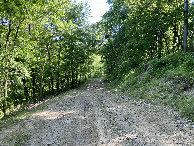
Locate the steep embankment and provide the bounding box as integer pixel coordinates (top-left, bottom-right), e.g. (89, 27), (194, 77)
(0, 79), (193, 145)
(108, 53), (194, 121)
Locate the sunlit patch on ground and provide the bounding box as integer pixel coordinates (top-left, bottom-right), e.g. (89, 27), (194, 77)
(32, 110), (76, 120)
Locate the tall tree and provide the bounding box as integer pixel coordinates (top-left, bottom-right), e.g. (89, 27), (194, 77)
(183, 0), (188, 53)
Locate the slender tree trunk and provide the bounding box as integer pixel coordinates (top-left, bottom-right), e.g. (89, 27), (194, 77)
(173, 25), (178, 52)
(28, 24), (31, 35)
(22, 77), (29, 103)
(3, 89), (7, 117)
(3, 21), (12, 117)
(0, 84), (3, 114)
(155, 34), (158, 57)
(183, 0), (188, 54)
(40, 71), (44, 99)
(71, 70), (74, 89)
(0, 84), (1, 99)
(85, 75), (87, 82)
(3, 74), (8, 117)
(67, 72), (70, 89)
(40, 56), (47, 99)
(110, 64), (113, 74)
(158, 32), (162, 59)
(76, 72), (78, 87)
(64, 73), (67, 90)
(32, 68), (36, 102)
(48, 51), (54, 93)
(40, 45), (49, 98)
(56, 71), (60, 93)
(51, 74), (54, 93)
(79, 74), (81, 86)
(56, 43), (61, 94)
(0, 80), (5, 117)
(48, 79), (51, 93)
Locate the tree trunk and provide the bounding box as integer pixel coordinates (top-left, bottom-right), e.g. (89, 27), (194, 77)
(67, 72), (70, 89)
(3, 76), (8, 117)
(0, 84), (1, 99)
(76, 72), (78, 87)
(183, 0), (188, 54)
(22, 77), (29, 103)
(40, 42), (50, 98)
(71, 70), (75, 89)
(48, 51), (54, 93)
(39, 74), (44, 99)
(79, 74), (81, 86)
(40, 53), (47, 98)
(173, 25), (178, 52)
(51, 74), (54, 93)
(56, 71), (60, 94)
(56, 43), (61, 94)
(85, 75), (87, 82)
(32, 68), (36, 103)
(3, 21), (12, 117)
(158, 32), (162, 59)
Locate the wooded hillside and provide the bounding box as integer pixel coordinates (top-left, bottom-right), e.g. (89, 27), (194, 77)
(0, 0), (95, 117)
(98, 0), (193, 79)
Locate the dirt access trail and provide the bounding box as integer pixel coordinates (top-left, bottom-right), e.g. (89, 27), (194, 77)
(0, 79), (193, 146)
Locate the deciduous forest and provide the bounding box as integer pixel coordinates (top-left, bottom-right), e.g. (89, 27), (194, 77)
(0, 0), (193, 121)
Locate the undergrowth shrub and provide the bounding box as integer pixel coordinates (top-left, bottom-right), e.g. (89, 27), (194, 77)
(108, 53), (194, 121)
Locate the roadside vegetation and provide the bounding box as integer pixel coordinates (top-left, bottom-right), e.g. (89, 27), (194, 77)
(107, 53), (194, 120)
(98, 0), (193, 121)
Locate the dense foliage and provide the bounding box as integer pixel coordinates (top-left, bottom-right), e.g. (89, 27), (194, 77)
(98, 0), (193, 79)
(0, 0), (94, 118)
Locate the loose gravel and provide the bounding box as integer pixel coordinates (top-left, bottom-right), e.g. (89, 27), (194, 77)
(0, 79), (193, 146)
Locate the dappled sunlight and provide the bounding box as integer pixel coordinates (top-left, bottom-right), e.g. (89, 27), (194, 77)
(63, 93), (82, 101)
(65, 94), (79, 99)
(96, 87), (104, 91)
(86, 83), (105, 91)
(32, 110), (76, 120)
